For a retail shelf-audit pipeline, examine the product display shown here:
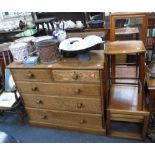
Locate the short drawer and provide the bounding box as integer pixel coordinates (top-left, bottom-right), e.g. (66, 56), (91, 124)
(22, 94), (102, 114)
(11, 69), (52, 82)
(16, 81), (101, 98)
(26, 108), (103, 129)
(53, 70), (100, 83)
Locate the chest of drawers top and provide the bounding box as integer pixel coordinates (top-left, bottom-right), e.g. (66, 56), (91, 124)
(7, 50), (104, 70)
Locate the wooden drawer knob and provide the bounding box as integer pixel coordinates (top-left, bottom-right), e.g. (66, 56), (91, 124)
(77, 103), (83, 108)
(72, 72), (78, 80)
(79, 119), (86, 124)
(31, 87), (38, 91)
(26, 73), (34, 78)
(41, 115), (48, 120)
(74, 88), (81, 94)
(90, 73), (95, 78)
(36, 100), (43, 104)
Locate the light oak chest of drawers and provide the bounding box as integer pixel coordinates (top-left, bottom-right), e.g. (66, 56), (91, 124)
(8, 50), (105, 135)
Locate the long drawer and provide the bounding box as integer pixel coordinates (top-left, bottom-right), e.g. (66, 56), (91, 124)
(16, 81), (101, 98)
(53, 70), (100, 83)
(26, 108), (103, 129)
(11, 69), (52, 82)
(22, 94), (102, 114)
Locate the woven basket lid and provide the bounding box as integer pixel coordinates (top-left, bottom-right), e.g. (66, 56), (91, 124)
(37, 39), (58, 47)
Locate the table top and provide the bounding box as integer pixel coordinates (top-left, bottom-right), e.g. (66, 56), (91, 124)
(7, 50), (104, 70)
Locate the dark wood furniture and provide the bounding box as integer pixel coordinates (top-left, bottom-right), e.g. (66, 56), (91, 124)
(0, 30), (22, 43)
(7, 50), (106, 135)
(146, 13), (155, 62)
(146, 78), (155, 113)
(144, 54), (155, 113)
(148, 13), (155, 28)
(33, 12), (87, 33)
(144, 13), (155, 113)
(34, 12), (86, 25)
(0, 43), (13, 73)
(104, 40), (150, 140)
(35, 18), (55, 35)
(0, 50), (24, 123)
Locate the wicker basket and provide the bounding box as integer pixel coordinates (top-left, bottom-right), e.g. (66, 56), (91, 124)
(37, 39), (60, 64)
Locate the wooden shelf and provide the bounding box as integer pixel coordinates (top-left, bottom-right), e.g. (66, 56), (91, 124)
(108, 66), (148, 113)
(108, 84), (140, 112)
(115, 27), (139, 35)
(110, 130), (142, 140)
(116, 66), (137, 77)
(105, 40), (146, 55)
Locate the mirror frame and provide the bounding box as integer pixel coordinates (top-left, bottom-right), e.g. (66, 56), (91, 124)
(110, 12), (148, 46)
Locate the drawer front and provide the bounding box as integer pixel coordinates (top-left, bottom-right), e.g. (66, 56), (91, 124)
(26, 108), (103, 129)
(11, 69), (52, 82)
(53, 70), (100, 82)
(16, 82), (101, 98)
(22, 94), (102, 114)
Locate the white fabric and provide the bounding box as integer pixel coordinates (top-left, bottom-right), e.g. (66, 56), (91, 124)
(0, 92), (16, 108)
(0, 91), (20, 108)
(0, 42), (12, 52)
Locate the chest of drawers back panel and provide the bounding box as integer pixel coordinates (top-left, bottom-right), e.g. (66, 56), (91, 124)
(8, 50), (106, 134)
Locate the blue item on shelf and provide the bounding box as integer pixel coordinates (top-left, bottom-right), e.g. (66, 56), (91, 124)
(23, 56), (39, 66)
